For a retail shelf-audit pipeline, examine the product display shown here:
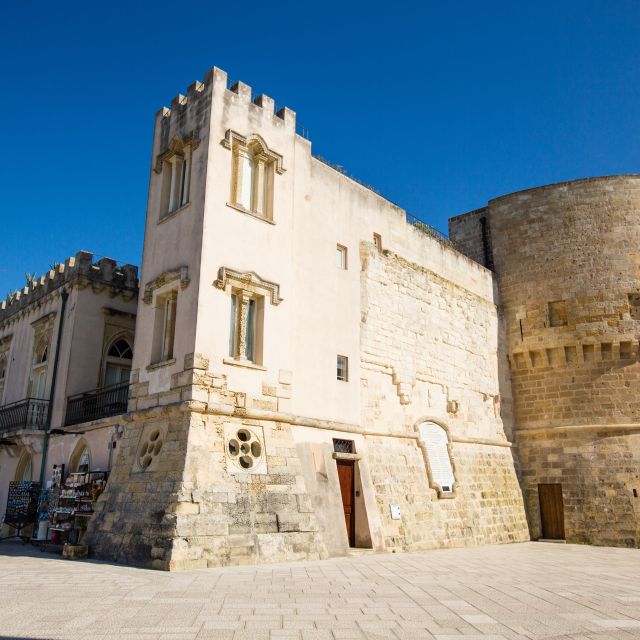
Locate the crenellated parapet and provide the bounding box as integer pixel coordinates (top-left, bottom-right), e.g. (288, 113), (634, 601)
(155, 66), (298, 160)
(0, 250), (139, 325)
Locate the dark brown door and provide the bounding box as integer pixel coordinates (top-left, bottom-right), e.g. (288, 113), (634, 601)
(337, 460), (355, 546)
(538, 483), (565, 539)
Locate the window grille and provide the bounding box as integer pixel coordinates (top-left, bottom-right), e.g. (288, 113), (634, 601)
(333, 438), (354, 454)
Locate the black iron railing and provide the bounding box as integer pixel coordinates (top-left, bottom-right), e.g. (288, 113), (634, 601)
(65, 383), (129, 427)
(0, 398), (49, 435)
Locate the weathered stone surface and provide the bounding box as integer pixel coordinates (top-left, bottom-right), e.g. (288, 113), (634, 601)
(450, 175), (640, 548)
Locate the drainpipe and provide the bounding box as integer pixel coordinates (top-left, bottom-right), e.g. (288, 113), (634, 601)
(37, 290), (69, 488)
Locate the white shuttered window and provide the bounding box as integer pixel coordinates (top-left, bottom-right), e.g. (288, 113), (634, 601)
(418, 422), (455, 494)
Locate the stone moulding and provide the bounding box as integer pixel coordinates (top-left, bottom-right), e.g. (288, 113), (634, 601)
(220, 130), (286, 174)
(154, 133), (200, 174)
(143, 266), (190, 304)
(214, 267), (283, 305)
(123, 397), (514, 448)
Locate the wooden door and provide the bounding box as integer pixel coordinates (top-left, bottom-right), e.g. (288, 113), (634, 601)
(538, 483), (565, 539)
(337, 460), (355, 547)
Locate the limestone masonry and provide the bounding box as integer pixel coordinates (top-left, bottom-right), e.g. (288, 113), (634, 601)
(1, 65), (638, 568)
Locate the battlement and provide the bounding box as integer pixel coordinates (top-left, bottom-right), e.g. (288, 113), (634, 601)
(0, 251), (139, 324)
(157, 66), (297, 131)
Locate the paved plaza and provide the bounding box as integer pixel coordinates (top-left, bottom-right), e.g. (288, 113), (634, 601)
(0, 542), (639, 640)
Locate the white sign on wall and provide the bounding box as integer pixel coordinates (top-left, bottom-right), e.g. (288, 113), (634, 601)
(418, 422), (455, 492)
(390, 503), (401, 520)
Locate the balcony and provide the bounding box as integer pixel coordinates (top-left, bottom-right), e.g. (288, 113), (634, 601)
(65, 383), (130, 427)
(0, 398), (49, 437)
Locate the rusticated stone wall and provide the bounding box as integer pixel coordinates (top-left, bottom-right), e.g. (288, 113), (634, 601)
(358, 244), (529, 550)
(449, 174), (640, 548)
(86, 358), (327, 570)
(518, 429), (640, 547)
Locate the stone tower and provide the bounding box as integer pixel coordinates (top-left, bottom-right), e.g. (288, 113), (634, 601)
(450, 175), (640, 547)
(85, 65), (530, 569)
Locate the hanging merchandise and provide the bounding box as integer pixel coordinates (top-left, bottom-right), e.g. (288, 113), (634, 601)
(49, 470), (107, 546)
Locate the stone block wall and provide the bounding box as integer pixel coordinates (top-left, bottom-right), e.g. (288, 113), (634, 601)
(518, 430), (640, 547)
(86, 356), (327, 569)
(365, 435), (529, 550)
(359, 243), (529, 549)
(449, 174), (640, 547)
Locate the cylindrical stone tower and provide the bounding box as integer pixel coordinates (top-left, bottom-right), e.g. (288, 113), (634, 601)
(450, 174), (640, 547)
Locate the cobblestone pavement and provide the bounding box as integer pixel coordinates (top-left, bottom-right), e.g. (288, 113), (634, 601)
(0, 542), (639, 640)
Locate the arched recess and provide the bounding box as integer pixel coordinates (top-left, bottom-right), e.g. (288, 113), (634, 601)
(14, 450), (33, 482)
(102, 334), (133, 387)
(69, 438), (92, 473)
(414, 417), (457, 498)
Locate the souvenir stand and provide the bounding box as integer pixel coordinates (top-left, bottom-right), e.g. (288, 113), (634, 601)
(49, 470), (108, 545)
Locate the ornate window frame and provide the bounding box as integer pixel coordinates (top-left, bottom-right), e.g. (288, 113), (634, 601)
(214, 267), (282, 368)
(154, 134), (200, 221)
(221, 130), (285, 223)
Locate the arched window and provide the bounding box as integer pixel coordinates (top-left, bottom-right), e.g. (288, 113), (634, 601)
(70, 441), (91, 473)
(417, 421), (456, 496)
(108, 339), (133, 360)
(15, 451), (33, 482)
(226, 132), (283, 222)
(104, 337), (133, 387)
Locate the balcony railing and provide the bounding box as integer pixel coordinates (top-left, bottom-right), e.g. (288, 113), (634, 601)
(0, 398), (49, 436)
(65, 383), (129, 427)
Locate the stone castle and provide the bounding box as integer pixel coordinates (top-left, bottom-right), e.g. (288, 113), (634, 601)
(0, 66), (638, 569)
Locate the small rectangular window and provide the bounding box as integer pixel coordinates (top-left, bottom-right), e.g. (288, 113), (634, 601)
(373, 233), (382, 254)
(337, 355), (348, 381)
(333, 439), (354, 453)
(336, 244), (347, 270)
(601, 342), (612, 360)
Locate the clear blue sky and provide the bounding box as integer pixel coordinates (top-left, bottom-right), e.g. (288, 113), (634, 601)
(1, 1), (638, 294)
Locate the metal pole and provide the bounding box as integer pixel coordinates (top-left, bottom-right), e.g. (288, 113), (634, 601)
(37, 290), (69, 488)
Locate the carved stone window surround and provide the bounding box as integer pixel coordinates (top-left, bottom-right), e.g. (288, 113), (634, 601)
(146, 358), (176, 372)
(222, 357), (266, 371)
(214, 267), (282, 306)
(220, 131), (285, 174)
(143, 266), (190, 305)
(154, 133), (200, 174)
(158, 201), (191, 224)
(215, 267), (282, 366)
(225, 201), (276, 225)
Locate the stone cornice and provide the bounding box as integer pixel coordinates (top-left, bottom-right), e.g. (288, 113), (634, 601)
(122, 398), (514, 449)
(153, 133), (201, 174)
(143, 266), (190, 304)
(214, 267), (283, 305)
(220, 130), (286, 174)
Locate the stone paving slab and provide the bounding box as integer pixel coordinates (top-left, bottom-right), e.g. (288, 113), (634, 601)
(0, 542), (639, 640)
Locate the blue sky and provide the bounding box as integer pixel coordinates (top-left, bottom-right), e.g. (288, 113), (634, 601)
(1, 1), (638, 294)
